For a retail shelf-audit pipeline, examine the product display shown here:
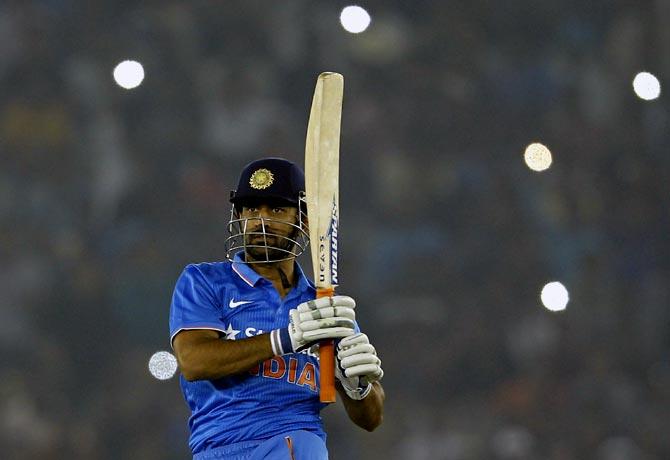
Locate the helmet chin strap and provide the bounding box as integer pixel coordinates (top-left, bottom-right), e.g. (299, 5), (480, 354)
(276, 267), (292, 289)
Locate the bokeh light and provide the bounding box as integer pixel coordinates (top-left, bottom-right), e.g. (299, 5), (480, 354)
(113, 60), (145, 90)
(524, 142), (553, 172)
(540, 281), (569, 312)
(632, 72), (661, 100)
(340, 6), (371, 34)
(148, 351), (178, 380)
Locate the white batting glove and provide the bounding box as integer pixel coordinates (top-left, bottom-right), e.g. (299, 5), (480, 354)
(270, 296), (356, 356)
(335, 333), (383, 400)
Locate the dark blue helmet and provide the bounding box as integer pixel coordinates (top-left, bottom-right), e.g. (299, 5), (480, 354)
(226, 157), (309, 263)
(230, 157), (305, 210)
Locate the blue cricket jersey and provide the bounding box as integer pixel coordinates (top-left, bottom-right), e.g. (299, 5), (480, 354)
(169, 252), (329, 454)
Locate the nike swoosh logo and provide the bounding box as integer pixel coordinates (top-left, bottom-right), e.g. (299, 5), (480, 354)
(229, 299), (253, 309)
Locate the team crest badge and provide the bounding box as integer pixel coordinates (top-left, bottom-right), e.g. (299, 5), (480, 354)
(249, 168), (274, 190)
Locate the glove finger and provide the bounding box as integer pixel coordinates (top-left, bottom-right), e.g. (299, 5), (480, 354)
(344, 363), (383, 379)
(299, 306), (355, 322)
(300, 317), (355, 332)
(338, 333), (369, 348)
(297, 296), (356, 312)
(340, 353), (380, 369)
(331, 295), (355, 308)
(303, 327), (355, 341)
(338, 343), (376, 359)
(297, 298), (327, 312)
(361, 368), (384, 384)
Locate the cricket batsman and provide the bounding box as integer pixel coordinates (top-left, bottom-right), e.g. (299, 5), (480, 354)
(169, 157), (385, 459)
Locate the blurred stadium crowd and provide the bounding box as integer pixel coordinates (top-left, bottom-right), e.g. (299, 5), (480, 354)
(1, 1), (669, 459)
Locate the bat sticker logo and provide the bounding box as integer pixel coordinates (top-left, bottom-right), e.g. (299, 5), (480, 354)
(328, 197), (339, 285)
(318, 197), (338, 285)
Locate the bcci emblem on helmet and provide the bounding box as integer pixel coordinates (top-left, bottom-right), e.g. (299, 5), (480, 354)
(249, 169), (274, 190)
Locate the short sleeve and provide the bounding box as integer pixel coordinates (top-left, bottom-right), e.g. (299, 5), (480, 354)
(169, 264), (225, 346)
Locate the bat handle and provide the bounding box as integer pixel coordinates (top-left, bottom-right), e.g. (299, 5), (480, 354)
(317, 287), (337, 403)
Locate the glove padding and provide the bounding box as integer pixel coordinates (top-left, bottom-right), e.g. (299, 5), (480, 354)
(271, 296), (356, 356)
(335, 333), (383, 400)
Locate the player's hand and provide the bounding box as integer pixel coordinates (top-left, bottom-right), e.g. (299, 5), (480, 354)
(271, 296), (356, 355)
(335, 333), (383, 400)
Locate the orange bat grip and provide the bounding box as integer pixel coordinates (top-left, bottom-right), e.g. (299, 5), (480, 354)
(317, 287), (337, 402)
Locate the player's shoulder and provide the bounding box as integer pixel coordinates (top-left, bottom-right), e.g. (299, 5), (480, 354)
(182, 260), (234, 280)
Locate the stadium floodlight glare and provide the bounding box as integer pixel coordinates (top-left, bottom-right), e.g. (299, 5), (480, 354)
(340, 5), (371, 34)
(540, 281), (569, 312)
(524, 142), (553, 172)
(148, 351), (178, 380)
(113, 60), (145, 90)
(632, 72), (661, 100)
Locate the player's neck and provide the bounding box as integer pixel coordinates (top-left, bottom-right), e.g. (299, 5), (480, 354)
(249, 258), (296, 298)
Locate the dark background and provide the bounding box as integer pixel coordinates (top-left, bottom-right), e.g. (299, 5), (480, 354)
(1, 1), (669, 459)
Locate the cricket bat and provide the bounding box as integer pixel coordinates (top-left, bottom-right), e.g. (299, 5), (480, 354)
(304, 72), (344, 403)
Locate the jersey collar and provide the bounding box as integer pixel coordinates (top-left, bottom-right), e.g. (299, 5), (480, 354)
(231, 251), (316, 295)
(231, 252), (263, 286)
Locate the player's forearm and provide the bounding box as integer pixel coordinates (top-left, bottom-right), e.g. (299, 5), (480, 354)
(337, 381), (385, 431)
(178, 334), (275, 381)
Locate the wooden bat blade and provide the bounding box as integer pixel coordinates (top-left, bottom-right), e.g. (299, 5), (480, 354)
(305, 72), (342, 290)
(304, 72), (343, 403)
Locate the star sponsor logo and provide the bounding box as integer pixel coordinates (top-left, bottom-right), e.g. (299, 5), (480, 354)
(224, 324), (265, 340)
(229, 299), (253, 309)
(223, 324), (240, 340)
